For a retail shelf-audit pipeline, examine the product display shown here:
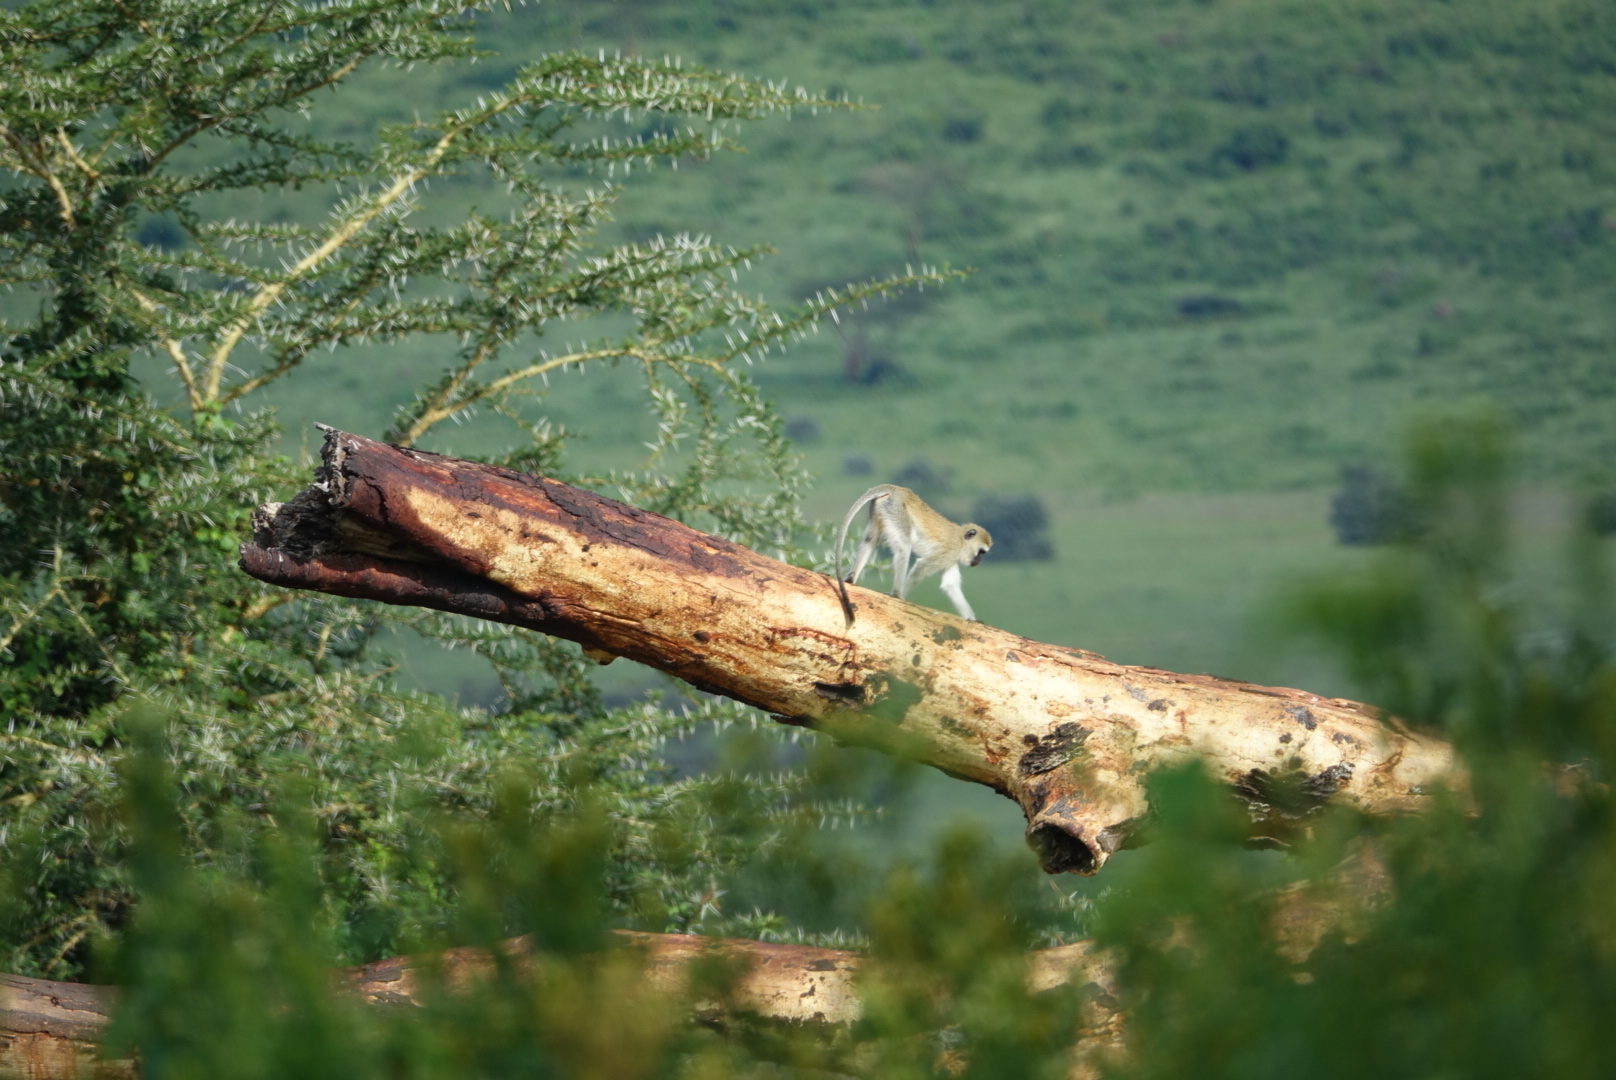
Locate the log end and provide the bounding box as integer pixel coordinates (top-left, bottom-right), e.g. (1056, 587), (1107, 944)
(1019, 771), (1141, 876)
(1025, 821), (1100, 875)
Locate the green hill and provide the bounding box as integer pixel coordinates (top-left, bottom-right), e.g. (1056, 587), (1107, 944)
(472, 0), (1616, 493)
(220, 0), (1616, 488)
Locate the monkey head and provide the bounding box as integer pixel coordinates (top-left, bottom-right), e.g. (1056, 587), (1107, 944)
(961, 525), (993, 567)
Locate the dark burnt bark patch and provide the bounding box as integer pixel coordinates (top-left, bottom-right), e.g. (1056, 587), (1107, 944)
(1019, 722), (1091, 776)
(1235, 761), (1355, 818)
(814, 681), (867, 706)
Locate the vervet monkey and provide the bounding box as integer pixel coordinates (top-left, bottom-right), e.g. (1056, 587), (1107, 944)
(835, 484), (993, 625)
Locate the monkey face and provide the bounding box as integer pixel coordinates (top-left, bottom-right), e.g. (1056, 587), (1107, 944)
(962, 526), (993, 567)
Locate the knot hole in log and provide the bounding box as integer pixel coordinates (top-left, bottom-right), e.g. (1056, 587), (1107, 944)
(1025, 823), (1098, 875)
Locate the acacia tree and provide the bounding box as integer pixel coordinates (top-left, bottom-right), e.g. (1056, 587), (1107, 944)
(0, 0), (948, 978)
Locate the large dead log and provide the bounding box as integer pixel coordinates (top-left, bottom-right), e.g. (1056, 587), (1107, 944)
(241, 428), (1461, 874)
(0, 933), (1117, 1080)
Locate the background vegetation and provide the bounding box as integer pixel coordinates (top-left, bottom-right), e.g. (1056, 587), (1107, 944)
(209, 0), (1616, 846)
(192, 0), (1616, 693)
(0, 0), (947, 980)
(4, 0), (1616, 1075)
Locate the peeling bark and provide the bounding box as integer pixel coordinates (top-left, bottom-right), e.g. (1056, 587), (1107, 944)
(241, 428), (1462, 876)
(0, 974), (125, 1079)
(0, 933), (1116, 1080)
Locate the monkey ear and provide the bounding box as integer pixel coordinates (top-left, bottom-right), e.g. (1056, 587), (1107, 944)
(964, 528), (977, 539)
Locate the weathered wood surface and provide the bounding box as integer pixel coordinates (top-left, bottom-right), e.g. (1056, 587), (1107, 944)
(0, 933), (1116, 1079)
(241, 428), (1462, 875)
(0, 973), (124, 1079)
(346, 931), (874, 1024)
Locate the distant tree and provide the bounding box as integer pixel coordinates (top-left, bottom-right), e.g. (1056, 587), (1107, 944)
(972, 495), (1054, 562)
(891, 457), (952, 496)
(1587, 489), (1616, 537)
(1211, 123), (1289, 172)
(784, 416), (821, 443)
(0, 0), (945, 978)
(1329, 465), (1413, 546)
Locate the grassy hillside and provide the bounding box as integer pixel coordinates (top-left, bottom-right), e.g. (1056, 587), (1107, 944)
(194, 0), (1616, 491)
(124, 0), (1615, 719)
(467, 0), (1616, 492)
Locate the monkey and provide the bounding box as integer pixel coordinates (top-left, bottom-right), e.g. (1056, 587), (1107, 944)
(834, 484), (993, 625)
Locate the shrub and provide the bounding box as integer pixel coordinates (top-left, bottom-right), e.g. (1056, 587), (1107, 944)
(891, 457), (953, 495)
(1212, 124), (1291, 172)
(0, 0), (943, 978)
(1329, 465), (1414, 546)
(972, 495), (1055, 562)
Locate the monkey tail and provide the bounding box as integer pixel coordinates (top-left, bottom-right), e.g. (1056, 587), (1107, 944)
(837, 581), (856, 626)
(834, 486), (891, 627)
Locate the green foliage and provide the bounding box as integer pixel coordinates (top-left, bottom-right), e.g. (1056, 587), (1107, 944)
(852, 829), (1084, 1080)
(1, 0), (946, 979)
(86, 710), (698, 1080)
(1094, 416), (1616, 1078)
(99, 712), (375, 1080)
(69, 713), (1087, 1079)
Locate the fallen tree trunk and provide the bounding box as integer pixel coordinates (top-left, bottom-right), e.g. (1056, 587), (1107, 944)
(241, 428), (1461, 874)
(0, 932), (1118, 1080)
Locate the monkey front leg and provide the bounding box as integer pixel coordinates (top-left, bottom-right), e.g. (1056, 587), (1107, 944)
(937, 564), (977, 621)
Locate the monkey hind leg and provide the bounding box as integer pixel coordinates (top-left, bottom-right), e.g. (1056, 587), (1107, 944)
(905, 548), (954, 605)
(846, 523), (881, 585)
(889, 535), (916, 599)
(908, 548), (955, 586)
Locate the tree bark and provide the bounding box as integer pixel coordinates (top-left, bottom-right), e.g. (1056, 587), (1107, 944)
(0, 974), (124, 1079)
(241, 428), (1462, 875)
(0, 933), (1117, 1080)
